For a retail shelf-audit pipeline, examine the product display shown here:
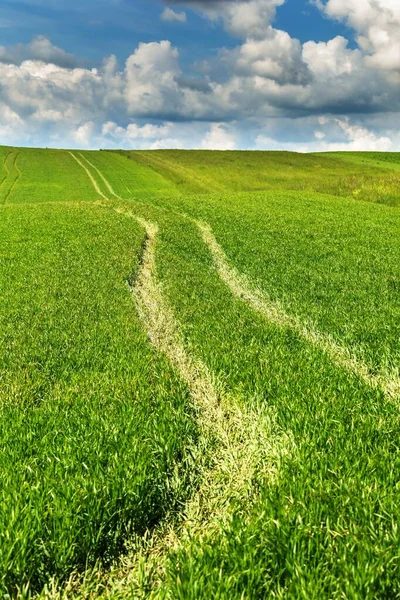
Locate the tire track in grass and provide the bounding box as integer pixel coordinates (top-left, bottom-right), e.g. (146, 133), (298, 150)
(197, 220), (400, 401)
(31, 168), (288, 595)
(3, 151), (21, 204)
(78, 153), (123, 200)
(72, 207), (290, 599)
(0, 151), (12, 191)
(68, 152), (109, 201)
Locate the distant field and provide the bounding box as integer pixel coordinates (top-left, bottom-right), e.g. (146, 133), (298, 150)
(0, 146), (399, 599)
(1, 146), (400, 206)
(81, 151), (178, 198)
(128, 149), (400, 205)
(0, 148), (177, 205)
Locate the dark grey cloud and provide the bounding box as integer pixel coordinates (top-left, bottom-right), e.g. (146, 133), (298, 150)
(0, 36), (78, 68)
(175, 76), (212, 93)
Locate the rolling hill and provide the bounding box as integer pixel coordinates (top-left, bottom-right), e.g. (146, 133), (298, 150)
(0, 146), (399, 599)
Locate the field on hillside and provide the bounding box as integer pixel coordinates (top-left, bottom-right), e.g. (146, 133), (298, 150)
(0, 146), (399, 599)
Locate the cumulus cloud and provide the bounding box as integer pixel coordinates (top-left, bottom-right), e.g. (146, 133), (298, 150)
(302, 36), (362, 77)
(0, 104), (26, 145)
(101, 121), (173, 143)
(235, 30), (309, 85)
(0, 34), (397, 149)
(168, 0), (285, 39)
(317, 0), (400, 71)
(124, 41), (183, 117)
(334, 118), (393, 150)
(161, 7), (187, 22)
(73, 121), (95, 147)
(71, 119), (236, 150)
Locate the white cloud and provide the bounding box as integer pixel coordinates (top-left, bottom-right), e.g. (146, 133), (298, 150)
(0, 3), (400, 152)
(124, 41), (182, 116)
(176, 0), (285, 39)
(101, 121), (172, 142)
(161, 7), (187, 22)
(317, 0), (400, 71)
(220, 0), (285, 40)
(73, 121), (95, 147)
(334, 118), (393, 151)
(302, 36), (361, 77)
(256, 116), (395, 152)
(235, 30), (309, 85)
(201, 123), (236, 149)
(0, 104), (25, 145)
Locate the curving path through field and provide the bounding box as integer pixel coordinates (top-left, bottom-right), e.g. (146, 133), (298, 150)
(78, 153), (123, 200)
(66, 146), (287, 594)
(197, 220), (400, 402)
(98, 207), (287, 596)
(68, 151), (109, 200)
(70, 149), (400, 403)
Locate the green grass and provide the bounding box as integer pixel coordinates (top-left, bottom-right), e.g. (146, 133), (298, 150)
(2, 146), (400, 206)
(321, 151), (400, 170)
(0, 146), (12, 191)
(83, 151), (179, 198)
(0, 146), (399, 598)
(148, 207), (400, 600)
(5, 148), (98, 204)
(0, 203), (196, 596)
(0, 148), (21, 204)
(126, 149), (400, 206)
(155, 190), (400, 377)
(0, 147), (178, 205)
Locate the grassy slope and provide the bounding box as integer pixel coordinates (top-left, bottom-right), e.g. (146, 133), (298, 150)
(0, 147), (20, 204)
(1, 146), (400, 598)
(89, 199), (400, 600)
(0, 147), (179, 204)
(0, 203), (196, 595)
(154, 190), (399, 376)
(153, 209), (400, 600)
(78, 156), (399, 597)
(128, 149), (400, 206)
(0, 146), (11, 188)
(96, 155), (400, 376)
(4, 148), (99, 203)
(82, 151), (178, 198)
(320, 151), (400, 170)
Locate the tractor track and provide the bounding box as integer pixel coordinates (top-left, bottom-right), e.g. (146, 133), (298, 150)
(53, 147), (400, 403)
(51, 142), (289, 594)
(78, 153), (123, 200)
(0, 151), (12, 190)
(69, 152), (109, 201)
(3, 151), (21, 204)
(95, 207), (288, 598)
(197, 220), (400, 402)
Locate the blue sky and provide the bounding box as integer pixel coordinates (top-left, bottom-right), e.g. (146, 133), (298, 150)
(0, 0), (399, 150)
(1, 0), (353, 65)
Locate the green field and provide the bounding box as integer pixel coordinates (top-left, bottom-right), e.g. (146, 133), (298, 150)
(0, 146), (399, 599)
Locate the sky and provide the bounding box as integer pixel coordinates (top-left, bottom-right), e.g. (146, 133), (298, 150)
(0, 0), (399, 151)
